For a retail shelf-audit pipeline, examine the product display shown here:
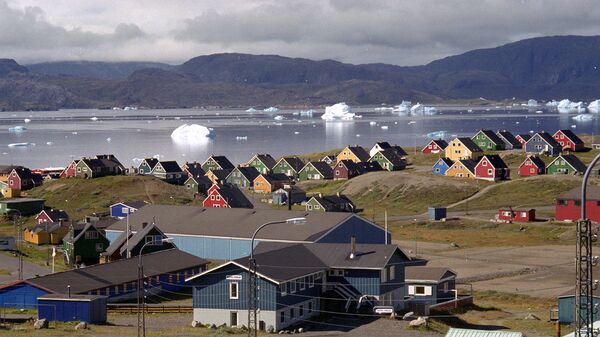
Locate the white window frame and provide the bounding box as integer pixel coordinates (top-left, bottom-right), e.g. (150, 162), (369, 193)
(389, 266), (395, 281)
(309, 274), (314, 288)
(281, 282), (287, 296)
(290, 280), (296, 293)
(229, 282), (239, 299)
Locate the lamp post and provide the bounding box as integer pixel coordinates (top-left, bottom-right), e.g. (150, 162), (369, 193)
(137, 237), (173, 337)
(11, 209), (22, 280)
(248, 217), (306, 337)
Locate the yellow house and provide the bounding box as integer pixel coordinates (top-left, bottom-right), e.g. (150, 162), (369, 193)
(24, 223), (69, 245)
(205, 169), (232, 185)
(445, 159), (477, 178)
(0, 180), (19, 198)
(0, 165), (18, 182)
(445, 137), (484, 161)
(253, 173), (290, 193)
(336, 146), (370, 163)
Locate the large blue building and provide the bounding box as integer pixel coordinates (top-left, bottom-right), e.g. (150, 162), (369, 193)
(105, 206), (391, 261)
(186, 241), (411, 332)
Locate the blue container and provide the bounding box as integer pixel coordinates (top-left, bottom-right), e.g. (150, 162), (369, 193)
(38, 294), (107, 323)
(428, 207), (447, 221)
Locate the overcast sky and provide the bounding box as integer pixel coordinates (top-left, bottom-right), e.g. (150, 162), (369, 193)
(3, 0), (600, 66)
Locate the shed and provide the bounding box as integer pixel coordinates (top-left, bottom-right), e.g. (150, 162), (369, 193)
(272, 186), (306, 205)
(497, 208), (535, 222)
(0, 236), (16, 250)
(428, 207), (447, 221)
(0, 198), (45, 216)
(38, 294), (107, 323)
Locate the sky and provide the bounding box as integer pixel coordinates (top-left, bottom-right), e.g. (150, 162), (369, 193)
(3, 0), (600, 66)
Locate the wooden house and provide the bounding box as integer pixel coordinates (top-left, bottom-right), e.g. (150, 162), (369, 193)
(515, 134), (531, 146)
(518, 155), (546, 176)
(226, 166), (260, 188)
(305, 193), (356, 212)
(546, 154), (587, 175)
(63, 223), (110, 266)
(74, 155), (125, 178)
(496, 130), (522, 150)
(36, 209), (69, 224)
(102, 223), (176, 263)
(272, 157), (305, 178)
(151, 161), (186, 184)
(321, 155), (336, 165)
(369, 142), (408, 158)
(445, 137), (483, 161)
(524, 132), (561, 157)
(272, 186), (307, 205)
(201, 155), (235, 172)
(336, 145), (370, 163)
(247, 154), (277, 174)
(422, 139), (449, 154)
(497, 208), (535, 222)
(472, 129), (506, 151)
(432, 158), (454, 176)
(368, 148), (406, 171)
(405, 267), (457, 306)
(298, 162), (334, 181)
(333, 160), (365, 180)
(60, 160), (79, 178)
(184, 174), (212, 195)
(137, 158), (159, 175)
(445, 159), (477, 178)
(182, 162), (205, 177)
(553, 129), (585, 152)
(203, 184), (253, 208)
(109, 201), (147, 218)
(24, 222), (69, 245)
(556, 186), (600, 222)
(8, 167), (43, 191)
(474, 155), (509, 181)
(253, 173), (291, 193)
(205, 169), (232, 185)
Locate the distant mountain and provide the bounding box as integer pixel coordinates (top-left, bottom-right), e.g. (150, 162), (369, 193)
(2, 35), (600, 111)
(27, 61), (173, 80)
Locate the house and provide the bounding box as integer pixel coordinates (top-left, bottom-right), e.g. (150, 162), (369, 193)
(405, 266), (457, 306)
(306, 194), (356, 213)
(321, 155), (336, 165)
(201, 155), (235, 172)
(555, 186), (600, 222)
(432, 158), (454, 176)
(472, 129), (506, 151)
(8, 167), (43, 191)
(272, 186), (306, 205)
(182, 161), (205, 177)
(515, 134), (532, 146)
(0, 249), (208, 308)
(102, 222), (176, 262)
(105, 206), (392, 260)
(38, 294), (107, 323)
(0, 180), (18, 198)
(253, 173), (292, 193)
(557, 285), (600, 323)
(272, 157), (305, 178)
(524, 132), (562, 157)
(186, 241), (411, 331)
(298, 161), (334, 181)
(36, 209), (69, 224)
(369, 142), (408, 158)
(422, 139), (449, 154)
(358, 161), (382, 173)
(184, 174), (212, 195)
(136, 158), (159, 175)
(63, 223), (110, 266)
(368, 148), (406, 171)
(151, 161), (186, 184)
(497, 208), (535, 222)
(333, 160), (365, 180)
(474, 155), (510, 181)
(247, 154), (277, 174)
(445, 159), (478, 178)
(75, 155), (125, 178)
(0, 198), (45, 216)
(496, 130), (522, 150)
(546, 154), (587, 175)
(60, 160), (79, 178)
(109, 201), (147, 219)
(518, 155), (546, 176)
(0, 237), (15, 250)
(23, 222), (69, 245)
(445, 137), (483, 161)
(336, 145), (370, 163)
(205, 169), (233, 185)
(202, 184), (254, 209)
(553, 129), (585, 152)
(226, 166), (260, 188)
(33, 167), (65, 180)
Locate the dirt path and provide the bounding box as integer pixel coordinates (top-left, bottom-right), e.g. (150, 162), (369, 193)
(143, 180), (155, 204)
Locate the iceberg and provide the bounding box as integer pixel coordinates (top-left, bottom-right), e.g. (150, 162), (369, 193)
(263, 107), (279, 113)
(392, 100), (412, 114)
(170, 124), (214, 145)
(410, 103), (438, 116)
(369, 121), (377, 126)
(245, 107), (257, 113)
(8, 142), (32, 147)
(527, 99), (538, 107)
(427, 130), (448, 139)
(23, 118), (31, 123)
(321, 102), (355, 121)
(546, 100), (559, 107)
(90, 117), (98, 121)
(299, 109), (315, 116)
(572, 114), (593, 121)
(374, 107), (393, 112)
(8, 126), (27, 133)
(273, 115), (285, 121)
(557, 99), (585, 113)
(588, 99), (600, 113)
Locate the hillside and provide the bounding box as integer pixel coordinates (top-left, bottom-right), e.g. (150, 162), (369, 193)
(27, 61), (174, 80)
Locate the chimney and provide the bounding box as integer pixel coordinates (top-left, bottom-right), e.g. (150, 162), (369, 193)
(142, 222), (148, 229)
(336, 192), (341, 197)
(349, 236), (356, 259)
(59, 219), (64, 226)
(318, 192), (322, 198)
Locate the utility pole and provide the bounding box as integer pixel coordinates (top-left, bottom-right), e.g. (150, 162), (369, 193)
(13, 211), (22, 280)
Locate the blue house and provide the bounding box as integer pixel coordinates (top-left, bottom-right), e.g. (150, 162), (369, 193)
(105, 206), (391, 261)
(137, 158), (159, 175)
(432, 158), (454, 176)
(38, 294), (107, 323)
(110, 201), (147, 218)
(525, 132), (562, 157)
(186, 241), (410, 332)
(405, 266), (457, 307)
(557, 287), (600, 323)
(0, 281), (50, 308)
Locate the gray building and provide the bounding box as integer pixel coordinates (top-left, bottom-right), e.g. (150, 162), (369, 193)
(524, 132), (562, 156)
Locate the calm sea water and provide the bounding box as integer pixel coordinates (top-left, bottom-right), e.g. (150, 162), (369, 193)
(1, 106), (599, 168)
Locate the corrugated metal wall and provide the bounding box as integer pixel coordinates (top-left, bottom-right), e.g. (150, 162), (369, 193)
(316, 217), (389, 244)
(0, 284), (48, 309)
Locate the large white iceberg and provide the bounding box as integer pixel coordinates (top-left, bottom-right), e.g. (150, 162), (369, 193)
(410, 103), (438, 116)
(245, 107), (257, 113)
(527, 99), (538, 107)
(588, 99), (600, 113)
(321, 102), (355, 121)
(557, 99), (586, 113)
(263, 107), (279, 113)
(392, 100), (412, 114)
(572, 114), (593, 121)
(170, 124), (214, 145)
(546, 100), (559, 107)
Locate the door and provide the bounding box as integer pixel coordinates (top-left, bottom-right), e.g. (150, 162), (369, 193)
(230, 311), (238, 326)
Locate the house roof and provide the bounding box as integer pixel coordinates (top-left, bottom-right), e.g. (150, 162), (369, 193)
(556, 129), (584, 145)
(436, 158), (454, 167)
(12, 167), (43, 183)
(24, 249), (207, 294)
(214, 184), (254, 208)
(95, 154), (124, 170)
(425, 139), (449, 150)
(72, 223), (106, 243)
(228, 166), (260, 182)
(304, 161), (334, 177)
(452, 159), (478, 174)
(306, 243), (405, 269)
(456, 137), (483, 152)
(445, 328), (522, 337)
(187, 174), (212, 186)
(496, 130), (521, 148)
(517, 134), (531, 142)
(481, 155), (508, 169)
(557, 186), (600, 202)
(321, 155), (336, 162)
(257, 173), (291, 184)
(274, 185), (305, 194)
(311, 194), (355, 210)
(550, 154), (587, 172)
(139, 158), (159, 170)
(520, 155), (545, 168)
(533, 132), (560, 147)
(107, 205), (368, 242)
(278, 157), (305, 172)
(249, 154), (277, 169)
(102, 230), (132, 257)
(371, 148), (405, 166)
(0, 165), (21, 174)
(184, 162), (205, 177)
(207, 169), (233, 181)
(157, 161), (182, 173)
(28, 222), (65, 234)
(38, 209), (69, 222)
(476, 129), (505, 146)
(405, 266), (457, 282)
(0, 198), (44, 204)
(111, 200), (147, 210)
(204, 155), (235, 170)
(118, 223), (175, 256)
(343, 146), (370, 162)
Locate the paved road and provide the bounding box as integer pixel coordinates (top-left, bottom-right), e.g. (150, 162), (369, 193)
(0, 252), (51, 284)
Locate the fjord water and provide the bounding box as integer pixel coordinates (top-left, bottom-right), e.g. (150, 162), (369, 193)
(1, 107), (597, 168)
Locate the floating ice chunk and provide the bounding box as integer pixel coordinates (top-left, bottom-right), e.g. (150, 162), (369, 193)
(572, 114), (593, 121)
(557, 99), (585, 113)
(369, 121), (377, 126)
(46, 142), (53, 146)
(427, 131), (448, 139)
(321, 102), (355, 121)
(588, 99), (600, 113)
(294, 131), (300, 134)
(8, 142), (32, 147)
(527, 99), (538, 107)
(8, 126), (27, 133)
(410, 103), (438, 115)
(174, 116), (181, 120)
(23, 118), (31, 123)
(535, 110), (543, 114)
(356, 134), (361, 137)
(264, 107), (279, 113)
(408, 121), (416, 125)
(246, 107), (258, 113)
(236, 136), (248, 140)
(299, 109), (314, 116)
(380, 126), (389, 130)
(393, 101), (412, 115)
(90, 117), (98, 121)
(467, 109), (473, 112)
(546, 100), (559, 107)
(72, 132), (78, 135)
(292, 112), (299, 116)
(273, 115), (285, 121)
(106, 137), (112, 142)
(374, 107), (393, 112)
(171, 124), (214, 146)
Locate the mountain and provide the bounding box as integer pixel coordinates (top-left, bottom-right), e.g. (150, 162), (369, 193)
(2, 35), (600, 111)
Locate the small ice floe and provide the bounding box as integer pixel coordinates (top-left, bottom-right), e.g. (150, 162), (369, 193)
(106, 137), (112, 142)
(246, 107), (257, 113)
(572, 114), (593, 121)
(292, 112), (299, 116)
(527, 99), (538, 107)
(174, 117), (181, 120)
(535, 110), (543, 114)
(356, 134), (361, 137)
(294, 131), (300, 134)
(300, 109), (315, 116)
(393, 101), (411, 114)
(90, 117), (98, 121)
(427, 130), (448, 139)
(571, 124), (577, 128)
(273, 115), (285, 121)
(235, 136), (248, 140)
(24, 118), (31, 123)
(380, 126), (389, 130)
(321, 102), (355, 121)
(72, 132), (78, 135)
(8, 142), (32, 147)
(374, 107), (393, 112)
(369, 121), (377, 126)
(8, 126), (27, 133)
(264, 107), (279, 113)
(515, 121), (520, 124)
(407, 121), (416, 125)
(467, 109), (473, 112)
(46, 142), (53, 145)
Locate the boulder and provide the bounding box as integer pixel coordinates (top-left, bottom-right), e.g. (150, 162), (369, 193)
(402, 311), (415, 321)
(33, 318), (48, 329)
(267, 325), (275, 333)
(450, 242), (459, 248)
(191, 320), (201, 328)
(524, 313), (540, 320)
(210, 323), (217, 329)
(298, 327), (304, 333)
(409, 317), (427, 327)
(75, 322), (88, 330)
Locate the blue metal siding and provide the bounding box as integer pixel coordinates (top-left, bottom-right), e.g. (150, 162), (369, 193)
(339, 269), (380, 295)
(276, 277), (322, 309)
(317, 217), (389, 244)
(558, 296), (600, 323)
(0, 284), (49, 309)
(432, 161), (450, 175)
(110, 204), (136, 218)
(380, 252), (406, 296)
(38, 297), (107, 323)
(428, 207), (447, 220)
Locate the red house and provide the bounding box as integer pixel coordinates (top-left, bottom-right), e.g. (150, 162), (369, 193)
(421, 139), (449, 154)
(36, 209), (69, 224)
(498, 208), (536, 222)
(556, 186), (600, 222)
(553, 129), (584, 152)
(8, 167), (43, 191)
(474, 155), (509, 181)
(515, 134), (531, 146)
(60, 160), (79, 178)
(518, 155), (546, 176)
(333, 160), (365, 180)
(202, 184), (253, 209)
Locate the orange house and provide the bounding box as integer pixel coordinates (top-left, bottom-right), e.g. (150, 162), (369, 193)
(24, 223), (69, 245)
(445, 159), (478, 178)
(336, 146), (370, 163)
(205, 169), (232, 185)
(445, 138), (483, 161)
(253, 173), (291, 193)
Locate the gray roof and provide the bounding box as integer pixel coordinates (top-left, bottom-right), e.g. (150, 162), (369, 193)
(405, 266), (456, 282)
(157, 161), (182, 173)
(118, 223), (175, 256)
(0, 198), (44, 204)
(344, 146), (370, 162)
(556, 129), (584, 145)
(476, 129), (504, 146)
(215, 184), (254, 208)
(481, 155), (508, 169)
(306, 243), (405, 269)
(205, 156), (235, 170)
(107, 205), (364, 242)
(497, 130), (521, 148)
(249, 154), (277, 169)
(373, 148), (405, 166)
(228, 166), (260, 182)
(38, 294), (107, 302)
(303, 161), (334, 178)
(39, 209), (69, 222)
(278, 157), (305, 172)
(557, 186), (600, 202)
(457, 137), (483, 152)
(533, 132), (560, 147)
(521, 155), (545, 168)
(554, 154), (587, 172)
(139, 158), (159, 170)
(112, 200), (147, 210)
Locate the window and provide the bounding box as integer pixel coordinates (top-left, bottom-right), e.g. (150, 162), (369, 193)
(300, 277), (306, 290)
(309, 275), (314, 288)
(299, 305), (304, 317)
(281, 282), (287, 296)
(216, 195), (221, 201)
(230, 311), (238, 326)
(229, 282), (239, 299)
(307, 204), (312, 210)
(210, 195), (215, 200)
(315, 272), (322, 280)
(381, 268), (387, 282)
(443, 282), (449, 292)
(297, 279), (303, 291)
(290, 308), (295, 319)
(415, 286), (425, 295)
(308, 301), (312, 313)
(280, 311), (285, 323)
(530, 168), (535, 173)
(389, 266), (395, 281)
(482, 161), (487, 166)
(556, 199), (568, 206)
(114, 286), (119, 295)
(314, 204), (320, 209)
(85, 231), (99, 239)
(95, 243), (103, 252)
(487, 169), (492, 174)
(290, 280), (296, 293)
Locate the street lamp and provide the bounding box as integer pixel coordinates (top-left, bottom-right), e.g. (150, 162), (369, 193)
(248, 217), (306, 337)
(137, 237), (173, 337)
(10, 209), (23, 280)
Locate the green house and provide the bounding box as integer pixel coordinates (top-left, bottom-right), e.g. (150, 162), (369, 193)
(225, 167), (260, 188)
(472, 129), (506, 151)
(368, 149), (406, 171)
(272, 157), (305, 178)
(63, 223), (109, 266)
(137, 158), (159, 175)
(247, 154), (277, 174)
(201, 156), (234, 172)
(547, 154), (587, 175)
(0, 198), (45, 216)
(298, 162), (334, 181)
